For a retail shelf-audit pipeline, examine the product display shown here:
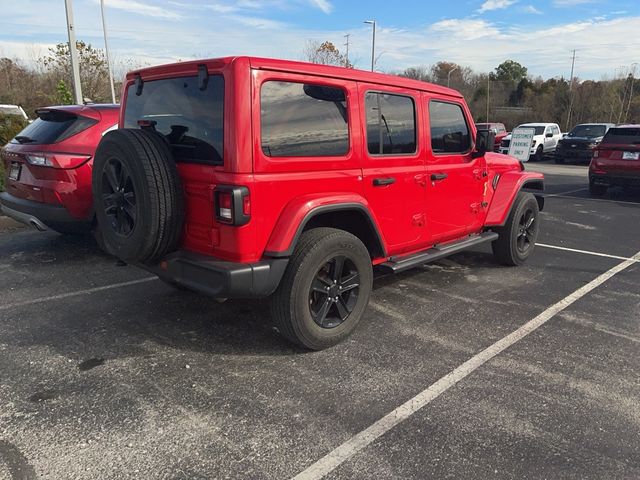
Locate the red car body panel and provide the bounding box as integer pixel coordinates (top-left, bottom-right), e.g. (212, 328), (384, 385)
(120, 57), (542, 266)
(1, 105), (119, 226)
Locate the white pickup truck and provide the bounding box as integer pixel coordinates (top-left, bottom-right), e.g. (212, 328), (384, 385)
(499, 122), (562, 161)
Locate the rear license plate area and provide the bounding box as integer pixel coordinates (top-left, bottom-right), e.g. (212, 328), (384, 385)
(622, 151), (639, 160)
(9, 162), (21, 180)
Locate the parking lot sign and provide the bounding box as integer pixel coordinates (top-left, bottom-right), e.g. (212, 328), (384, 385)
(508, 127), (535, 162)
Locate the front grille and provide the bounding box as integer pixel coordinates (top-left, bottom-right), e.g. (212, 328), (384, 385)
(558, 141), (591, 151)
(501, 139), (510, 148)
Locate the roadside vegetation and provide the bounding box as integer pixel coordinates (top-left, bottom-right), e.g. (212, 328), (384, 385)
(0, 113), (28, 191)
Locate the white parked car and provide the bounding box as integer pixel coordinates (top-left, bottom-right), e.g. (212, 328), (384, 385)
(499, 122), (563, 161)
(0, 104), (28, 121)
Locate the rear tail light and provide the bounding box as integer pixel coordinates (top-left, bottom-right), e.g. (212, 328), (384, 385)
(214, 185), (250, 226)
(26, 153), (91, 169)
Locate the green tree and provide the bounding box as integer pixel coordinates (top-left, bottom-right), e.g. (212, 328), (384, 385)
(56, 80), (73, 105)
(42, 41), (111, 102)
(492, 60), (528, 83)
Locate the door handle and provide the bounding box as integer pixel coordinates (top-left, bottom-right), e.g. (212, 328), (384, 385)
(373, 177), (396, 186)
(430, 173), (448, 181)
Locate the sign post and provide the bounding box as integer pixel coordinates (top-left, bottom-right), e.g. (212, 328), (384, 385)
(507, 127), (535, 162)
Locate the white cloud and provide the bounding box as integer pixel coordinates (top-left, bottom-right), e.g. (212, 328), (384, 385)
(553, 0), (594, 5)
(103, 0), (182, 19)
(431, 19), (502, 40)
(479, 0), (517, 13)
(524, 5), (542, 14)
(309, 0), (333, 14)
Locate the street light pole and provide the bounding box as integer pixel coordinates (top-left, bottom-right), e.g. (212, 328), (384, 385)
(364, 20), (376, 72)
(100, 0), (116, 103)
(64, 0), (83, 104)
(447, 66), (458, 88)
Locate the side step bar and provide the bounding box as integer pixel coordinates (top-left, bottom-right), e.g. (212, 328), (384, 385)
(378, 232), (499, 274)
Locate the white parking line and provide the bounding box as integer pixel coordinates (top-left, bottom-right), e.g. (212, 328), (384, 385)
(544, 187), (588, 197)
(536, 243), (640, 262)
(554, 194), (640, 206)
(291, 250), (640, 480)
(0, 277), (157, 311)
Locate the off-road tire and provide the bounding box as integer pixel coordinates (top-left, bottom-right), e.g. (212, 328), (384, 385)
(92, 129), (183, 264)
(270, 228), (373, 350)
(492, 192), (540, 266)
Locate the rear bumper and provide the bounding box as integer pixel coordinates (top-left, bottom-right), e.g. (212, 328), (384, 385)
(142, 250), (289, 299)
(0, 192), (91, 233)
(590, 173), (640, 187)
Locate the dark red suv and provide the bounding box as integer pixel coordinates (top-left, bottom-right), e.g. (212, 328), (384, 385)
(589, 125), (640, 195)
(475, 122), (508, 152)
(93, 57), (543, 349)
(1, 104), (119, 233)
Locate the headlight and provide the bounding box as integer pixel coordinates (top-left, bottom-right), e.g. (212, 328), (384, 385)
(531, 140), (536, 147)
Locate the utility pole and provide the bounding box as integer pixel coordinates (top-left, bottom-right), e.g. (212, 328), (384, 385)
(100, 0), (116, 103)
(343, 34), (350, 67)
(364, 20), (376, 72)
(624, 63), (637, 123)
(486, 75), (490, 123)
(64, 0), (83, 104)
(565, 49), (576, 130)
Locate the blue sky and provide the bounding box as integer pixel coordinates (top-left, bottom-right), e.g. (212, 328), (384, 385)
(0, 0), (638, 80)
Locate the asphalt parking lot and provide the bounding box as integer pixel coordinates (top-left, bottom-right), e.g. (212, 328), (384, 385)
(1, 161), (639, 480)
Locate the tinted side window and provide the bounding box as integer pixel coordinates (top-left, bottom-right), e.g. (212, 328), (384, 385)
(365, 92), (416, 155)
(429, 101), (470, 153)
(124, 75), (224, 165)
(261, 81), (348, 157)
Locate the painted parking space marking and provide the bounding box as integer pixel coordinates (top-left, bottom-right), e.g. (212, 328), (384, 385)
(544, 187), (588, 197)
(291, 250), (640, 480)
(551, 194), (640, 206)
(0, 277), (157, 312)
(536, 243), (640, 262)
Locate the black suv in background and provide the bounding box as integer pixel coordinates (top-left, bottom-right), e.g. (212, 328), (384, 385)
(555, 123), (614, 164)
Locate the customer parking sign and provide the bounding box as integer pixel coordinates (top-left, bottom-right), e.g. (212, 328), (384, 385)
(507, 128), (535, 162)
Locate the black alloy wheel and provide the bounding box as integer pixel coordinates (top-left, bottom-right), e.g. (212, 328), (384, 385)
(516, 207), (536, 255)
(309, 255), (360, 329)
(101, 158), (137, 237)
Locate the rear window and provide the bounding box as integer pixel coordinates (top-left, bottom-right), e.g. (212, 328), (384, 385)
(10, 111), (96, 145)
(260, 81), (349, 157)
(601, 128), (640, 145)
(124, 75), (224, 165)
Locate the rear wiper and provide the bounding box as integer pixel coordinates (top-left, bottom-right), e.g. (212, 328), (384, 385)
(14, 135), (35, 144)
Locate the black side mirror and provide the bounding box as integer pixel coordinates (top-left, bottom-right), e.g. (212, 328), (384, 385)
(472, 129), (495, 158)
(545, 132), (553, 138)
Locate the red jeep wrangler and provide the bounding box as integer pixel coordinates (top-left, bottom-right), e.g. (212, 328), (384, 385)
(93, 57), (544, 350)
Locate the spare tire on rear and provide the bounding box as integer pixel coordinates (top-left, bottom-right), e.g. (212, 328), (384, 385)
(92, 129), (184, 263)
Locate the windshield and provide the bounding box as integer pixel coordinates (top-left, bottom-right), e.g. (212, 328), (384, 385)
(516, 125), (545, 135)
(569, 125), (606, 138)
(601, 128), (640, 145)
(124, 75), (224, 165)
